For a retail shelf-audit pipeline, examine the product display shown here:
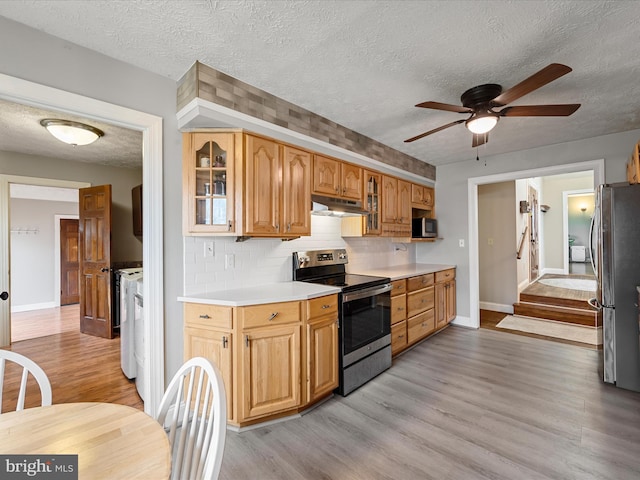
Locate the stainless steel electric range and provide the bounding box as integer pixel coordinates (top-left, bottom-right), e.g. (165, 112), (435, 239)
(293, 249), (392, 395)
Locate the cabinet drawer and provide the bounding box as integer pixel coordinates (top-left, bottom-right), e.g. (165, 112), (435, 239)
(435, 268), (456, 283)
(391, 294), (406, 325)
(407, 286), (434, 317)
(407, 273), (434, 291)
(391, 279), (407, 296)
(238, 301), (301, 329)
(307, 294), (338, 319)
(407, 309), (435, 344)
(184, 303), (232, 329)
(391, 321), (407, 355)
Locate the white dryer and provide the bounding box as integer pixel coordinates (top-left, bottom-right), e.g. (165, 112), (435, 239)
(134, 277), (145, 401)
(119, 268), (142, 379)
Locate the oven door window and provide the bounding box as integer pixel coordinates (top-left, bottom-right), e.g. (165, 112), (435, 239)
(342, 292), (390, 355)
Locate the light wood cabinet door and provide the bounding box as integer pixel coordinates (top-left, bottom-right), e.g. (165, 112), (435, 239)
(244, 135), (281, 235)
(407, 309), (435, 344)
(183, 326), (233, 418)
(435, 282), (446, 329)
(341, 163), (363, 200)
(183, 132), (236, 234)
(446, 279), (456, 323)
(363, 170), (381, 235)
(240, 324), (301, 420)
(391, 294), (407, 325)
(397, 179), (412, 227)
(282, 146), (312, 236)
(381, 175), (399, 224)
(412, 184), (434, 210)
(312, 155), (340, 196)
(307, 316), (339, 402)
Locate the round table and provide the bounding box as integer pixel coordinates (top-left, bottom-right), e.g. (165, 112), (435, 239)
(0, 402), (171, 479)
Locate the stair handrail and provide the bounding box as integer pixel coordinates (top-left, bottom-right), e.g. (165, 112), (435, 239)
(516, 226), (528, 259)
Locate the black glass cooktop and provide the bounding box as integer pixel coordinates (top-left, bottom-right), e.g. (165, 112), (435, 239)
(303, 273), (389, 292)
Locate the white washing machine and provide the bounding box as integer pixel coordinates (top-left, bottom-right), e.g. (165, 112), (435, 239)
(119, 268), (142, 379)
(134, 277), (145, 401)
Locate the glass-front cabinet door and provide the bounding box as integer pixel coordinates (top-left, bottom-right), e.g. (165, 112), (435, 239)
(364, 171), (381, 235)
(184, 132), (235, 234)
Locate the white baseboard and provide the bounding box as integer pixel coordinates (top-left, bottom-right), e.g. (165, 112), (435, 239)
(11, 301), (56, 313)
(542, 267), (564, 275)
(518, 278), (530, 293)
(479, 302), (513, 314)
(451, 315), (475, 329)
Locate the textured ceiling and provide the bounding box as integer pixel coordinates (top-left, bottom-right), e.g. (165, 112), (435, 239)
(1, 0), (640, 167)
(0, 99), (142, 168)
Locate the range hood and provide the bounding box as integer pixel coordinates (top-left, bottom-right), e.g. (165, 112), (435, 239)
(311, 194), (368, 217)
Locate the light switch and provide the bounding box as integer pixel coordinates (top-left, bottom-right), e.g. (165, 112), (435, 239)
(459, 239), (465, 248)
(225, 254), (235, 269)
(204, 241), (214, 257)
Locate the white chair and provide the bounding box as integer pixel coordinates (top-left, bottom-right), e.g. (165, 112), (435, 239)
(0, 349), (52, 413)
(156, 357), (227, 480)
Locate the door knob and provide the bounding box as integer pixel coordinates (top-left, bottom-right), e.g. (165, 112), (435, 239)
(101, 267), (110, 273)
(0, 291), (8, 301)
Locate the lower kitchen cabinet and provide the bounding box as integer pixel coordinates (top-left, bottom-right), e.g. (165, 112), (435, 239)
(306, 295), (339, 403)
(240, 324), (301, 420)
(407, 309), (435, 344)
(183, 303), (234, 418)
(435, 269), (456, 329)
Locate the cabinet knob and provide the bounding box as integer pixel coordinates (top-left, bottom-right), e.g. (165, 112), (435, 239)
(322, 304), (331, 309)
(287, 223), (291, 232)
(222, 336), (228, 348)
(245, 335), (249, 347)
(199, 314), (211, 319)
(268, 312), (279, 321)
(227, 221), (232, 231)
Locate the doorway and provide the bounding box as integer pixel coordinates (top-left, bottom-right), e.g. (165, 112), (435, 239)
(0, 73), (164, 416)
(468, 159), (605, 329)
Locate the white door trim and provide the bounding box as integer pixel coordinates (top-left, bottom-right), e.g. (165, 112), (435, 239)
(0, 73), (164, 417)
(467, 159), (604, 329)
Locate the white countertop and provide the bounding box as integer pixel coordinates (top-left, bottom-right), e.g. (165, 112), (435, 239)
(178, 281), (340, 307)
(352, 263), (456, 281)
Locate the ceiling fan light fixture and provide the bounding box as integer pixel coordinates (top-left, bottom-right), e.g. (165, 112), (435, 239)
(40, 119), (104, 146)
(466, 114), (499, 135)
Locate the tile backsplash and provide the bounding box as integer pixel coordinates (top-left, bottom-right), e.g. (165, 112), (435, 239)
(183, 216), (415, 294)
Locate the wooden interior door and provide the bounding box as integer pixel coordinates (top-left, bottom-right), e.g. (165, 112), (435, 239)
(528, 186), (540, 282)
(79, 185), (113, 338)
(60, 219), (80, 305)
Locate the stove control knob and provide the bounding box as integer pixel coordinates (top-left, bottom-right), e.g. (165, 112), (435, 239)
(338, 252), (347, 260)
(299, 256), (310, 267)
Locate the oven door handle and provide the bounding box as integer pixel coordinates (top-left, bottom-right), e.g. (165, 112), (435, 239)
(342, 283), (392, 303)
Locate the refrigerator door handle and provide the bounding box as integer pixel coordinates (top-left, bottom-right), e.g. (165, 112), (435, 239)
(589, 210), (597, 280)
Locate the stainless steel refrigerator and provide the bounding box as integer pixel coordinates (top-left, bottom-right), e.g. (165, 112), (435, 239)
(589, 182), (640, 392)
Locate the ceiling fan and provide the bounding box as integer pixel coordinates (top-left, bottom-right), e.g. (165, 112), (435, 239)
(405, 63), (581, 148)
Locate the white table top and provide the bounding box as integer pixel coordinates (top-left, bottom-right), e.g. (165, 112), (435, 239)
(0, 402), (171, 479)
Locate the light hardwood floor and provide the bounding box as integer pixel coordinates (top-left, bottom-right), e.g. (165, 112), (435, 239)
(2, 306), (142, 412)
(220, 326), (640, 480)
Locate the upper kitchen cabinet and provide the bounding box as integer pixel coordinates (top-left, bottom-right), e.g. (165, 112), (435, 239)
(381, 176), (411, 237)
(412, 184), (434, 211)
(364, 171), (382, 235)
(183, 132), (238, 235)
(312, 155), (363, 201)
(244, 135), (311, 237)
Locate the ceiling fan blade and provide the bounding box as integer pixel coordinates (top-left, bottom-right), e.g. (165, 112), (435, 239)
(472, 133), (488, 148)
(499, 104), (581, 117)
(404, 119), (466, 143)
(415, 101), (472, 113)
(492, 63), (573, 106)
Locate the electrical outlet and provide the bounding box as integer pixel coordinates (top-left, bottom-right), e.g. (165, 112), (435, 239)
(204, 241), (214, 257)
(459, 239), (465, 248)
(225, 254), (235, 270)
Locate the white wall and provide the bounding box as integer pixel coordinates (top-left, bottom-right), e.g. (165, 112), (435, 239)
(184, 216), (415, 294)
(10, 198), (77, 308)
(477, 182), (517, 313)
(0, 16), (183, 379)
(568, 193), (595, 261)
(417, 128), (639, 325)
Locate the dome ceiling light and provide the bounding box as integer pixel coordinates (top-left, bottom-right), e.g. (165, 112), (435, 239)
(40, 119), (104, 146)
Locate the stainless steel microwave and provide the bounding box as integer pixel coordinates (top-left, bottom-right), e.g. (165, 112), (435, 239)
(412, 217), (437, 238)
